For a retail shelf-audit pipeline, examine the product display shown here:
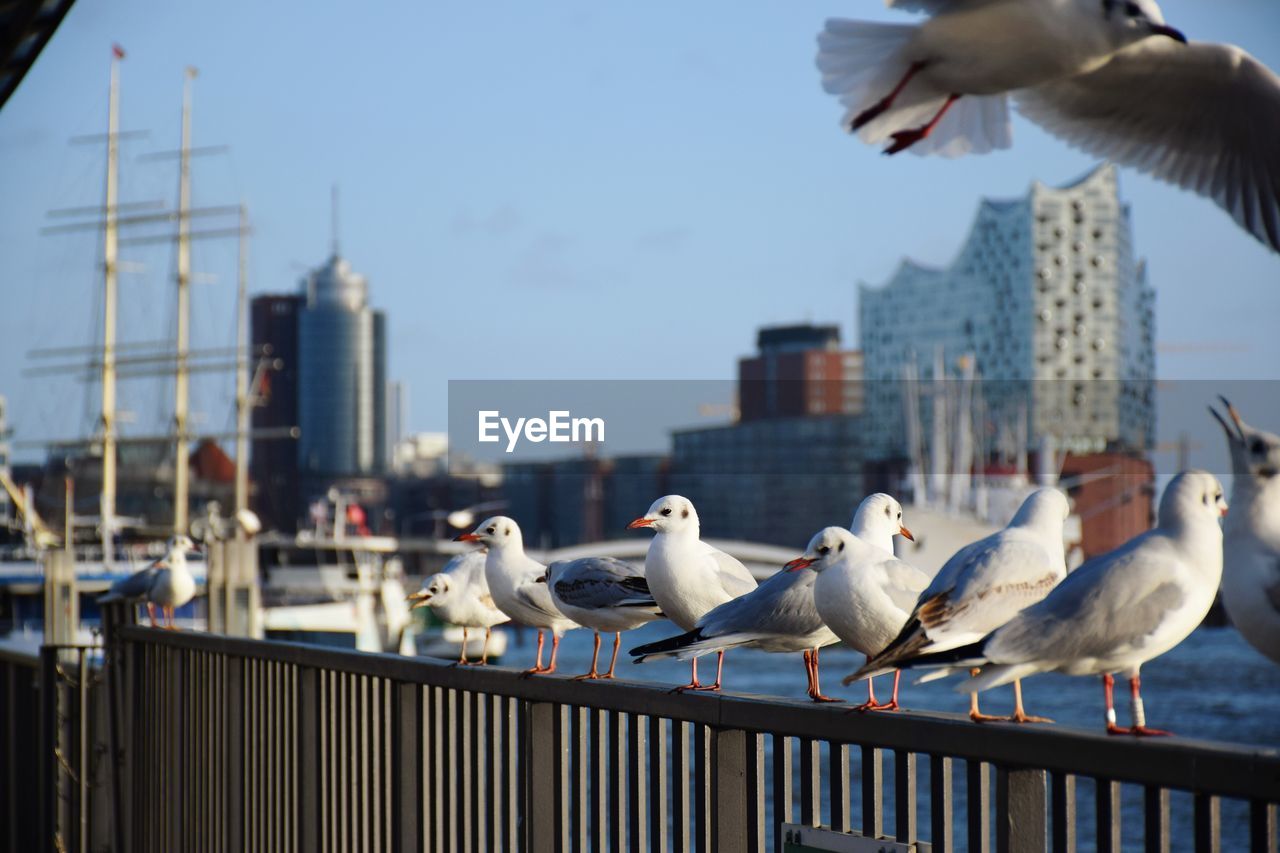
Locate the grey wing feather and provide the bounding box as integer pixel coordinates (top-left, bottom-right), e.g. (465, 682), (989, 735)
(697, 570), (824, 639)
(884, 559), (931, 613)
(708, 549), (757, 598)
(1016, 40), (1280, 253)
(515, 575), (569, 621)
(886, 0), (1005, 12)
(100, 565), (162, 602)
(550, 557), (656, 610)
(987, 534), (1184, 664)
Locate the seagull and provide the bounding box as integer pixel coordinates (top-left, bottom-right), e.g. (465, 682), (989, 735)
(1211, 397), (1280, 666)
(845, 488), (1070, 723)
(630, 564), (841, 702)
(455, 517), (577, 675)
(543, 556), (664, 679)
(627, 495), (758, 691)
(98, 535), (200, 629)
(927, 471), (1227, 736)
(407, 551), (510, 665)
(816, 0), (1280, 254)
(787, 495), (928, 711)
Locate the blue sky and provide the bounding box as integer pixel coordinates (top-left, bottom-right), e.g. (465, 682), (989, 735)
(1, 1), (1277, 458)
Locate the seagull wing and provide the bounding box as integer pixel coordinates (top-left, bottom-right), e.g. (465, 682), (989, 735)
(514, 576), (569, 623)
(697, 569), (824, 641)
(1017, 39), (1280, 253)
(705, 546), (758, 598)
(100, 563), (164, 602)
(549, 557), (657, 610)
(882, 557), (932, 614)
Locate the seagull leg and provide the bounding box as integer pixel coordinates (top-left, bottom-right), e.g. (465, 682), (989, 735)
(852, 656), (886, 712)
(807, 646), (842, 703)
(851, 61), (925, 131)
(884, 94), (961, 155)
(602, 632), (622, 679)
(867, 671), (903, 712)
(457, 627), (470, 666)
(543, 633), (562, 674)
(146, 602), (158, 628)
(522, 629), (547, 676)
(164, 604), (176, 630)
(1125, 674), (1171, 737)
(1007, 679), (1053, 724)
(672, 657), (704, 693)
(573, 632), (603, 680)
(1102, 673), (1127, 734)
(968, 668), (1007, 723)
(480, 627), (492, 666)
(803, 649), (814, 693)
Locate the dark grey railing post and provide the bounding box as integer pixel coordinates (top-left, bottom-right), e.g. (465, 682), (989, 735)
(525, 700), (559, 852)
(997, 766), (1047, 853)
(710, 726), (749, 851)
(298, 667), (321, 852)
(39, 646), (57, 853)
(226, 655), (245, 850)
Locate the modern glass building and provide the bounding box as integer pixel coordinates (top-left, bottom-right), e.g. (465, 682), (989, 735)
(858, 163), (1156, 459)
(297, 254), (386, 479)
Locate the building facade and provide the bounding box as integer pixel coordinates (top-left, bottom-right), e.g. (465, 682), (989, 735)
(250, 294), (302, 531)
(858, 164), (1156, 460)
(738, 324), (864, 421)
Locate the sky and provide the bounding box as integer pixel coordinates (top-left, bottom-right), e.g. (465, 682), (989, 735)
(1, 1), (1278, 462)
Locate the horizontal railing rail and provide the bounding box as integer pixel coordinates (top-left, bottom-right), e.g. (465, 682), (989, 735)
(115, 625), (1280, 802)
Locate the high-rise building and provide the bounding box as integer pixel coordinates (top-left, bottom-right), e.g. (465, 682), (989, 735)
(738, 324), (864, 421)
(0, 396), (11, 527)
(858, 164), (1155, 459)
(249, 250), (391, 531)
(297, 254), (387, 478)
(250, 294), (302, 531)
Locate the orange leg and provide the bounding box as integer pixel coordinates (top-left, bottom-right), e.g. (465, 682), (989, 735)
(852, 61), (925, 131)
(807, 647), (842, 703)
(457, 627), (470, 665)
(522, 629), (547, 676)
(573, 632), (603, 680)
(602, 632), (622, 679)
(146, 602), (158, 627)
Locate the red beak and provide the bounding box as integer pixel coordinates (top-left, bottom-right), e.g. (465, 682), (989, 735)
(626, 517), (654, 530)
(785, 556), (816, 572)
(454, 532), (481, 542)
(898, 525), (915, 542)
(1220, 507), (1229, 518)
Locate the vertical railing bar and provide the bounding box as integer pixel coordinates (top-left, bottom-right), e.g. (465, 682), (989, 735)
(1051, 773), (1077, 853)
(611, 710), (627, 852)
(463, 686), (478, 845)
(472, 690), (488, 853)
(744, 731), (766, 853)
(773, 735), (794, 853)
(447, 687), (460, 851)
(829, 741), (850, 834)
(593, 708), (608, 851)
(572, 706), (587, 852)
(649, 715), (668, 853)
(967, 760), (991, 853)
(695, 722), (711, 853)
(629, 713), (648, 853)
(226, 655), (243, 853)
(298, 668), (320, 853)
(486, 692), (500, 853)
(1144, 786), (1170, 853)
(863, 744), (885, 841)
(1249, 800), (1277, 853)
(364, 674), (374, 853)
(931, 755), (954, 853)
(505, 696), (518, 853)
(1194, 793), (1221, 853)
(673, 721), (691, 853)
(432, 687), (445, 853)
(799, 737), (820, 828)
(896, 750), (918, 844)
(550, 703), (570, 852)
(996, 766), (1046, 853)
(1096, 778), (1121, 853)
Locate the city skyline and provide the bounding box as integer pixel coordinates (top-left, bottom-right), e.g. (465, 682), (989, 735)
(1, 1), (1277, 462)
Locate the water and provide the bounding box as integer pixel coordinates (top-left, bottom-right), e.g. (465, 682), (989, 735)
(505, 623), (1280, 848)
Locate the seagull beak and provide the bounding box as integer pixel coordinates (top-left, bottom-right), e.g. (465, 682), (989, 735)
(1149, 23), (1186, 43)
(1221, 503), (1230, 518)
(626, 517), (654, 530)
(898, 525), (915, 542)
(407, 591), (432, 609)
(1221, 396), (1246, 433)
(785, 556), (816, 572)
(454, 532), (481, 542)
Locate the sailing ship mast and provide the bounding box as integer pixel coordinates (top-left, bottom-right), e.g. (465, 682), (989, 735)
(172, 67), (195, 536)
(99, 47), (122, 565)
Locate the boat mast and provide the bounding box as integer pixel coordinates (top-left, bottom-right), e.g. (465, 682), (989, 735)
(100, 46), (122, 565)
(173, 67), (195, 536)
(234, 203), (250, 532)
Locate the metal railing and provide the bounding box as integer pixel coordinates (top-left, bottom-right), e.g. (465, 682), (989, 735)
(92, 621), (1280, 853)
